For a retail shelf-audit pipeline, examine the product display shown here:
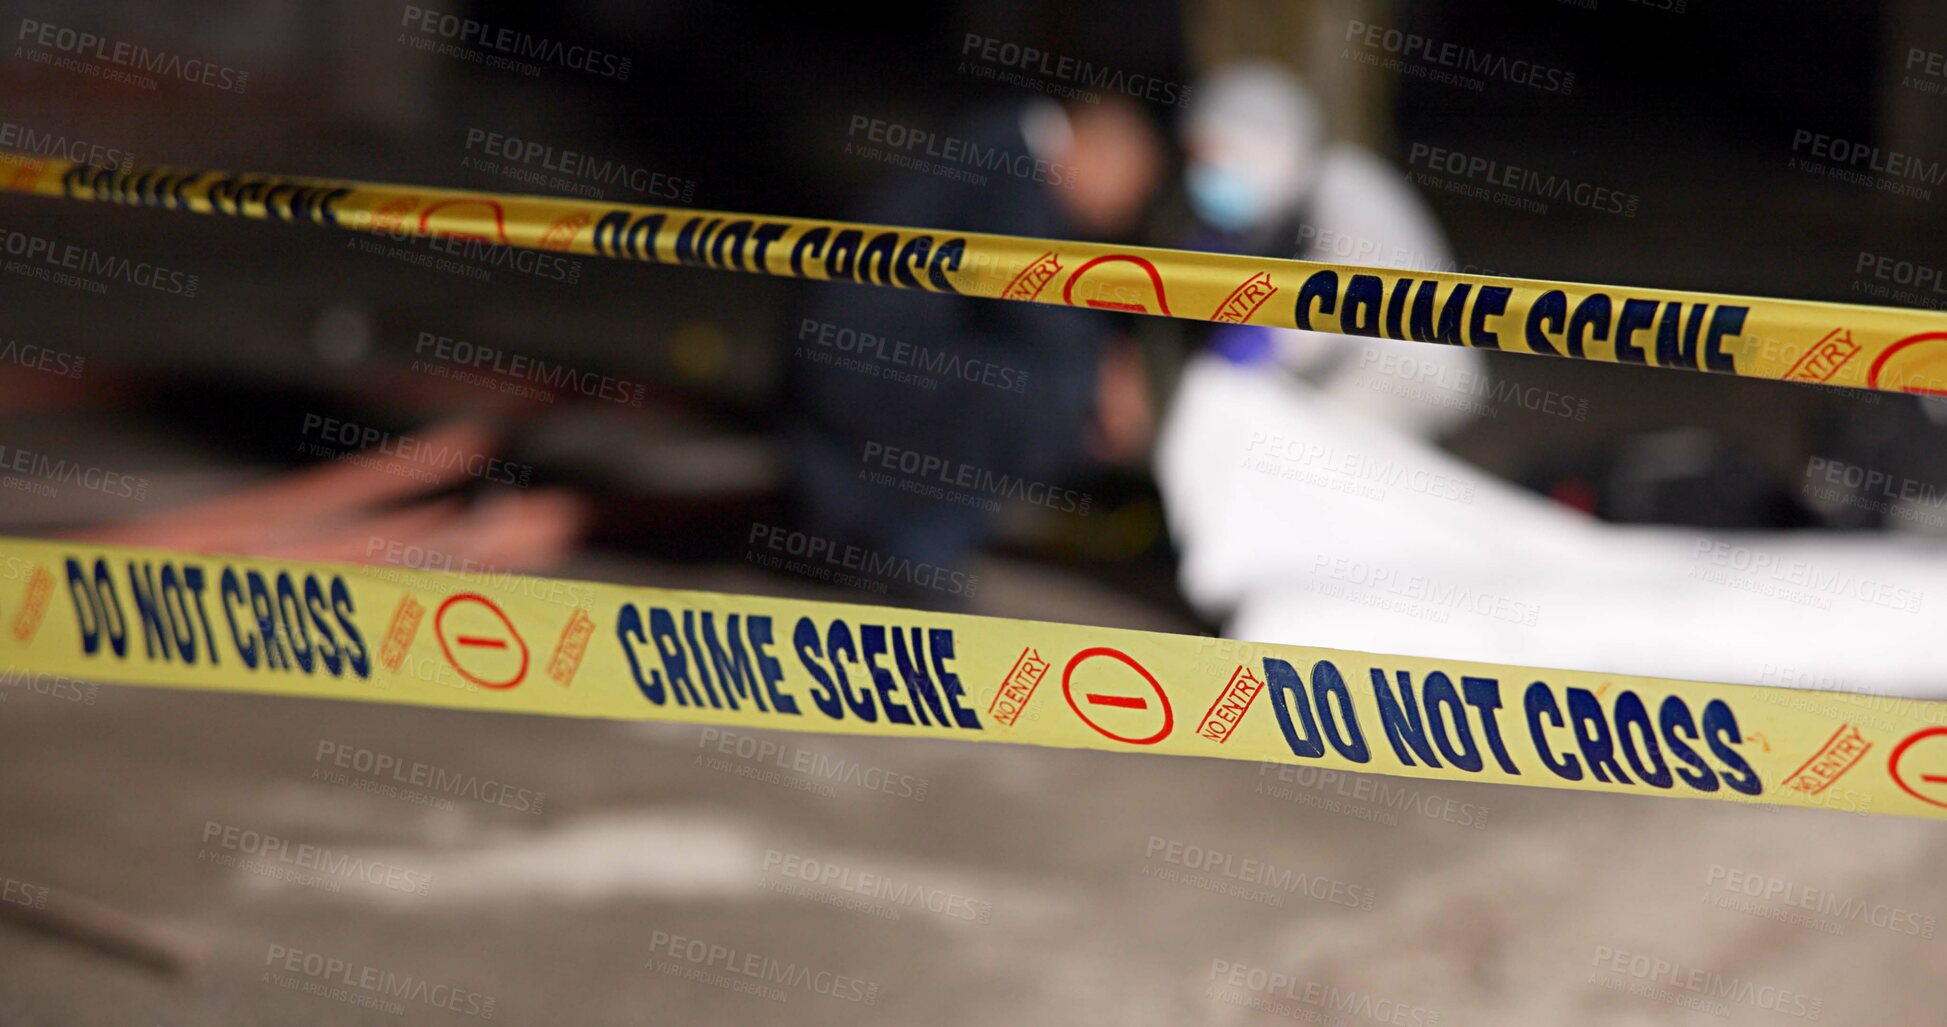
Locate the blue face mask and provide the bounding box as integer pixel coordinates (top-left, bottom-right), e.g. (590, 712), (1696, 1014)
(1187, 162), (1267, 232)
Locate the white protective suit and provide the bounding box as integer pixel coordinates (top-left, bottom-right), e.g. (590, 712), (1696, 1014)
(1164, 65), (1940, 698)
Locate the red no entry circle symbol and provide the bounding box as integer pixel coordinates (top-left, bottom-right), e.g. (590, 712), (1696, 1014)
(434, 593), (529, 689)
(1062, 647), (1173, 745)
(1889, 726), (1947, 809)
(1868, 332), (1947, 396)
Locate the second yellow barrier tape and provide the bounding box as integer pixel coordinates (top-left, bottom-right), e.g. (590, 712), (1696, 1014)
(4, 155), (1947, 396)
(4, 536), (1945, 819)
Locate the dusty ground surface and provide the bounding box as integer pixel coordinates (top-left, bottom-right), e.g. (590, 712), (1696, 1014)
(2, 163), (1943, 1024)
(2, 551), (1944, 1025)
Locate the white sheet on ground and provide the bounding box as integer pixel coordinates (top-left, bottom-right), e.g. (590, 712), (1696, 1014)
(1156, 352), (1944, 697)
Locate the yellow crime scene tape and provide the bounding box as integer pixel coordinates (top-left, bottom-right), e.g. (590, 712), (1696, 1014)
(3, 536), (1944, 819)
(4, 156), (1946, 819)
(3, 153), (1947, 396)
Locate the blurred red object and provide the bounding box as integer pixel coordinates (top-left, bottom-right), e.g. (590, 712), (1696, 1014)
(71, 421), (586, 574)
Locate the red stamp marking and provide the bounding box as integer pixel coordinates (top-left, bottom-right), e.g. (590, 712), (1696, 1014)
(6, 161), (44, 190)
(1784, 328), (1859, 384)
(1867, 331), (1947, 395)
(539, 212), (592, 251)
(1209, 272), (1277, 324)
(9, 566), (52, 644)
(1061, 254), (1171, 315)
(419, 198), (512, 245)
(378, 595), (423, 673)
(546, 608), (595, 687)
(1195, 664), (1265, 745)
(1001, 252), (1062, 302)
(433, 593), (529, 689)
(1062, 647), (1173, 745)
(370, 196), (420, 236)
(1889, 726), (1947, 808)
(1784, 723), (1871, 795)
(989, 646), (1049, 727)
(1087, 693), (1147, 709)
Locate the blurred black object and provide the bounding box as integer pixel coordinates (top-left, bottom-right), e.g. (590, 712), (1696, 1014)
(1521, 427), (1821, 528)
(786, 99), (1163, 580)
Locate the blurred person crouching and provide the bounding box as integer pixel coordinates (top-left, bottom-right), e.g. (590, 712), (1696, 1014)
(1156, 63), (1947, 698)
(787, 95), (1165, 600)
(1179, 60), (1483, 438)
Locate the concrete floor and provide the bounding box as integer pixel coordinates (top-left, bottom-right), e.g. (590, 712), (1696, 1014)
(4, 573), (1946, 1024)
(2, 155), (1942, 1024)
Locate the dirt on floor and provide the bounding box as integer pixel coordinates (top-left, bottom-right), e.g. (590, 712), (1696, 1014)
(1, 566), (1942, 1026)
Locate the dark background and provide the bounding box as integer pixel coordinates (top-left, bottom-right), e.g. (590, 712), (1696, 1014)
(3, 2), (1946, 1024)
